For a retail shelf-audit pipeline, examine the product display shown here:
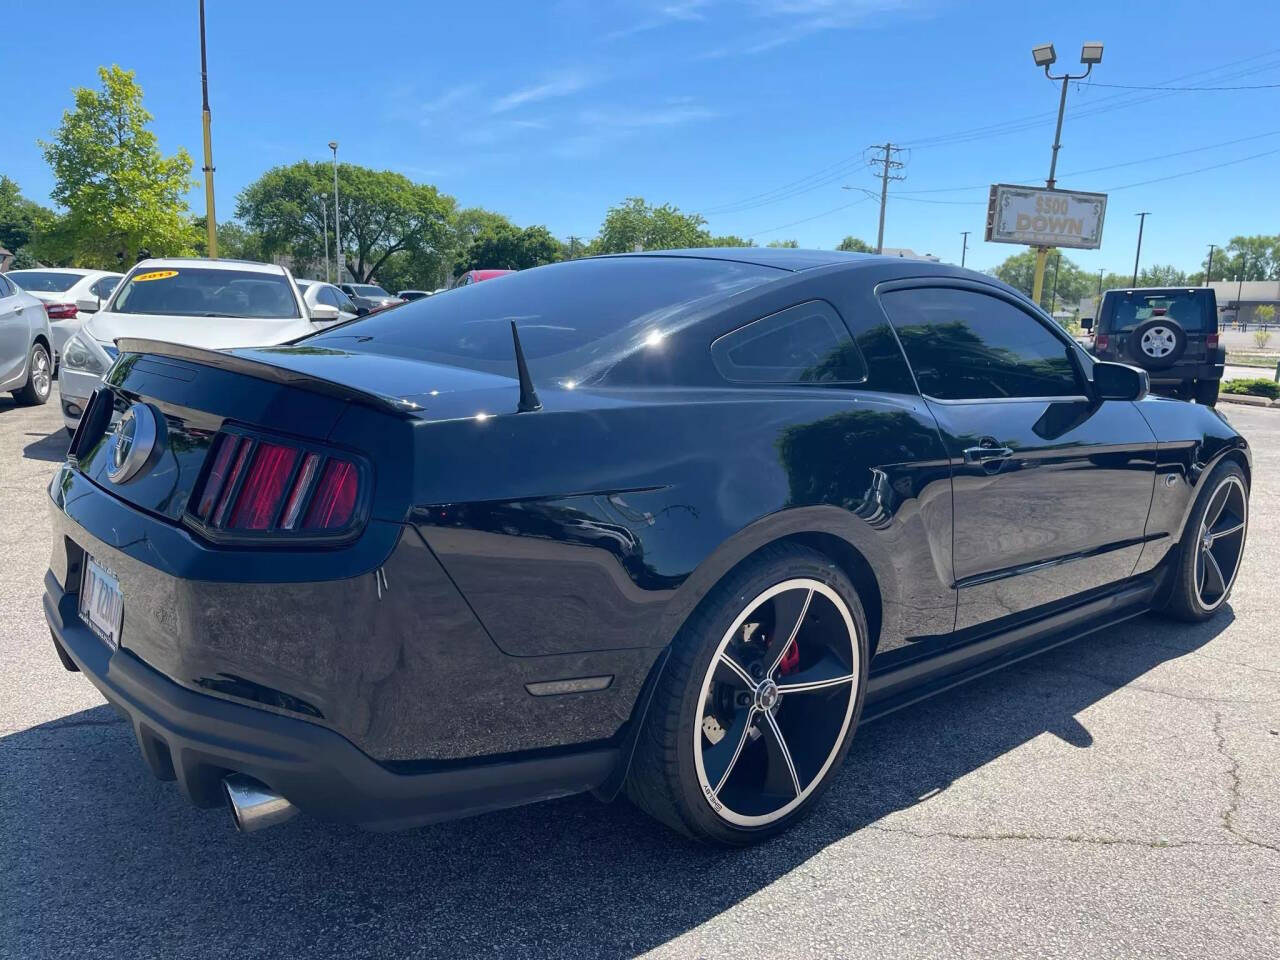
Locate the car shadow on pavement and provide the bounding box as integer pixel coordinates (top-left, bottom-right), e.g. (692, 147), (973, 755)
(21, 427), (69, 462)
(3, 610), (1231, 960)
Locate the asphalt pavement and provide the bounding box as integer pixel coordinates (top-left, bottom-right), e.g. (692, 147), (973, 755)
(2, 387), (1277, 960)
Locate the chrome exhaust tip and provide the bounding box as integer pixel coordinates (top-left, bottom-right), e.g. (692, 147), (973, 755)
(223, 773), (298, 833)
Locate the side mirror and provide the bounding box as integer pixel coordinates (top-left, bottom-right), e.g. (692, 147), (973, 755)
(309, 303), (341, 324)
(1093, 361), (1148, 402)
(355, 305), (371, 317)
(76, 296), (102, 314)
(1079, 316), (1093, 331)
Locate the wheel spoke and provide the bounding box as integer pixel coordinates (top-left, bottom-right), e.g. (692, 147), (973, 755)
(703, 707), (756, 794)
(1204, 484), (1231, 530)
(762, 711), (802, 797)
(715, 653), (757, 691)
(1209, 519), (1244, 543)
(766, 588), (812, 676)
(776, 652), (856, 694)
(1202, 548), (1227, 599)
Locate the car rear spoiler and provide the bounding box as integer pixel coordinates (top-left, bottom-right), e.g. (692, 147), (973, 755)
(112, 338), (422, 417)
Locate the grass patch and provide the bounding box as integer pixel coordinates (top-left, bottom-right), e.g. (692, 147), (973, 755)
(1222, 378), (1280, 399)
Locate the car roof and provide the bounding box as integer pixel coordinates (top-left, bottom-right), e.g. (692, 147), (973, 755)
(1103, 287), (1211, 295)
(131, 257), (286, 275)
(9, 267), (106, 278)
(599, 248), (880, 272)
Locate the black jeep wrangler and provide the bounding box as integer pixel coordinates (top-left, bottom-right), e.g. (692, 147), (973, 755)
(1083, 287), (1224, 405)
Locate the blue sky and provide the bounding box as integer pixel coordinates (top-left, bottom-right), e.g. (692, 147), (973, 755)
(3, 0), (1278, 275)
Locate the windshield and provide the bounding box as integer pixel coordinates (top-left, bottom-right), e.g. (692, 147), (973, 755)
(8, 270), (83, 293)
(309, 256), (782, 379)
(1099, 290), (1211, 333)
(109, 267), (301, 319)
(352, 284), (389, 297)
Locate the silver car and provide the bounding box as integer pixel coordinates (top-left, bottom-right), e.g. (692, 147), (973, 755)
(0, 272), (54, 407)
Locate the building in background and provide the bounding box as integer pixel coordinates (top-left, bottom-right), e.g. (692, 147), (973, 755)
(880, 247), (941, 263)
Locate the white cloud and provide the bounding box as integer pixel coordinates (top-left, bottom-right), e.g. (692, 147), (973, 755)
(581, 103), (717, 128)
(491, 71), (593, 113)
(420, 83), (480, 117)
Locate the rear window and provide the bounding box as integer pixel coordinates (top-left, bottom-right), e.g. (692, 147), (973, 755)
(1099, 290), (1212, 333)
(352, 284), (389, 297)
(310, 257), (782, 378)
(110, 267), (300, 319)
(8, 270), (83, 293)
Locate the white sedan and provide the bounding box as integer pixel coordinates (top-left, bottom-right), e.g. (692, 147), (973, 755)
(296, 279), (361, 326)
(58, 258), (338, 433)
(6, 268), (123, 362)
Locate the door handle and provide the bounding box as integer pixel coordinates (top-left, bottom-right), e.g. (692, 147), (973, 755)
(963, 443), (1014, 464)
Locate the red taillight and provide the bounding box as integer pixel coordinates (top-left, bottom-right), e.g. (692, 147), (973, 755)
(1096, 334), (1110, 351)
(229, 441), (299, 530)
(191, 431), (362, 537)
(44, 302), (78, 320)
(302, 459), (358, 530)
(1206, 333), (1220, 349)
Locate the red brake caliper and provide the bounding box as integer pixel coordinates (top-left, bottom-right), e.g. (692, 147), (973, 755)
(778, 639), (800, 676)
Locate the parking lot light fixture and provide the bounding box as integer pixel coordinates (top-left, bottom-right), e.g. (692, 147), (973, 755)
(1032, 43), (1057, 67)
(329, 141), (342, 282)
(1081, 42), (1104, 65)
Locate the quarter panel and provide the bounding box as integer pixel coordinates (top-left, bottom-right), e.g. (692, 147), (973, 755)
(414, 390), (955, 659)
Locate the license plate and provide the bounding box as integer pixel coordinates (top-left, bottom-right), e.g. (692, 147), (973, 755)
(80, 556), (124, 650)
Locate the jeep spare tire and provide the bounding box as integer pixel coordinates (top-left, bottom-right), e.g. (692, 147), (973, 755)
(1128, 317), (1186, 369)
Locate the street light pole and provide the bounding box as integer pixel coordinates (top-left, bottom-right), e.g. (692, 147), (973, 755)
(1132, 211), (1150, 286)
(1029, 42), (1102, 307)
(1206, 243), (1217, 285)
(1097, 268), (1104, 297)
(322, 203), (330, 283)
(198, 0), (217, 258)
(328, 141), (343, 282)
(960, 231), (970, 268)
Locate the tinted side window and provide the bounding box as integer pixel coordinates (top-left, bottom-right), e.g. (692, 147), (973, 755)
(880, 287), (1081, 400)
(317, 286), (339, 307)
(0, 276), (13, 297)
(712, 301), (866, 384)
(336, 290), (358, 313)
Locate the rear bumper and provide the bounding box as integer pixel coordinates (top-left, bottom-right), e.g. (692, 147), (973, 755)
(43, 572), (618, 830)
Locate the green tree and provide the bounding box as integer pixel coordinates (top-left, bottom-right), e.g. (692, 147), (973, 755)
(38, 65), (197, 267)
(237, 161), (452, 283)
(591, 197), (711, 253)
(1197, 235), (1279, 282)
(708, 234), (751, 247)
(456, 222), (562, 273)
(992, 249), (1094, 312)
(191, 217), (266, 261)
(1135, 264), (1188, 287)
(0, 176), (56, 268)
(767, 239), (800, 248)
(837, 236), (874, 253)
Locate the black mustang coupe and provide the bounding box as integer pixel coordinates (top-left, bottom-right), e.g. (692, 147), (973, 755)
(45, 249), (1250, 845)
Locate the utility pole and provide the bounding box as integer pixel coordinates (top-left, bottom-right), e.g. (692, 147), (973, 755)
(1237, 255), (1248, 325)
(1206, 243), (1217, 285)
(960, 231), (970, 268)
(322, 203), (330, 283)
(1029, 42), (1103, 308)
(567, 236), (582, 259)
(198, 0), (217, 258)
(1096, 268), (1104, 297)
(1132, 211), (1150, 286)
(328, 141), (342, 281)
(867, 142), (906, 254)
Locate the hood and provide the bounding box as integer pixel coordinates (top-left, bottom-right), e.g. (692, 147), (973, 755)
(85, 311), (316, 350)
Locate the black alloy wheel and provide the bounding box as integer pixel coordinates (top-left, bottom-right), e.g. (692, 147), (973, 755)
(1164, 462), (1248, 621)
(626, 544), (869, 845)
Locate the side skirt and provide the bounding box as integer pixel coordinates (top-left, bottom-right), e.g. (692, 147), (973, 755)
(862, 574), (1161, 724)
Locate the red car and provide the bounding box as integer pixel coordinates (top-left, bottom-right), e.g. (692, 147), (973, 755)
(453, 269), (515, 287)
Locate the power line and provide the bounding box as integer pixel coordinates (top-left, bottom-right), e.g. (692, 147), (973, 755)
(748, 197), (871, 236)
(1104, 146), (1280, 191)
(697, 50), (1280, 217)
(1079, 80), (1280, 91)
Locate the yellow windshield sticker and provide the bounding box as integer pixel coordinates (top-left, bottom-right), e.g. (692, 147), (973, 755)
(132, 270), (178, 283)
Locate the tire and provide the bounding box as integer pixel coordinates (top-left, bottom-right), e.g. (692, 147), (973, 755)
(1194, 379), (1220, 406)
(626, 543), (869, 845)
(13, 342), (52, 406)
(1161, 460), (1248, 622)
(1128, 317), (1186, 370)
